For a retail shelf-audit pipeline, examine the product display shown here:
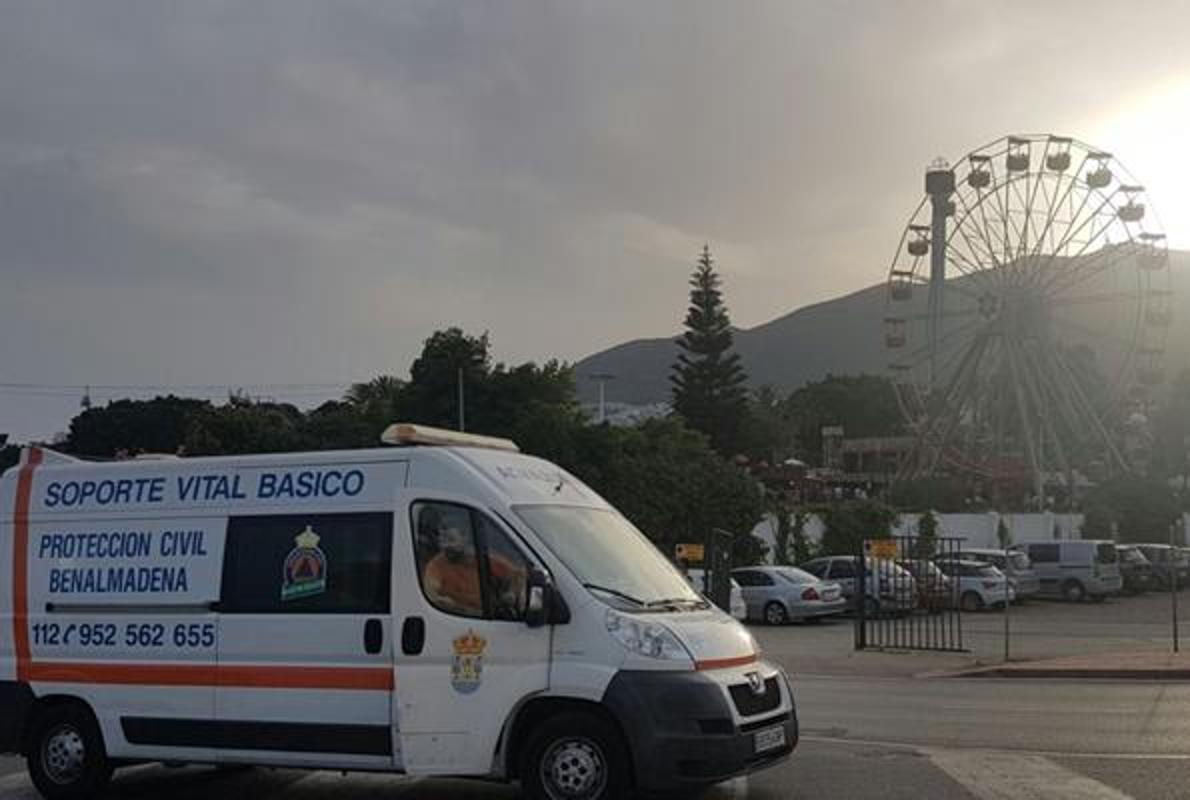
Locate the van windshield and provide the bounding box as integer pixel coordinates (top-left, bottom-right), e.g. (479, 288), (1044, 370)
(514, 505), (702, 609)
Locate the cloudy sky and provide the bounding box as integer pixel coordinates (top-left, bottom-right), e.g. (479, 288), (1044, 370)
(3, 1), (1190, 441)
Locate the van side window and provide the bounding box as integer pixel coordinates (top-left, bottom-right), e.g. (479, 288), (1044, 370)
(829, 560), (855, 579)
(1028, 544), (1060, 563)
(220, 513), (392, 614)
(412, 501), (531, 622)
(476, 513), (530, 622)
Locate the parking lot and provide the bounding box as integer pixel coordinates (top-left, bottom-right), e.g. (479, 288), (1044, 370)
(750, 588), (1190, 676)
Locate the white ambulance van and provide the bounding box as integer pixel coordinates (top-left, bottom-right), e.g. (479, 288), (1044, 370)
(0, 425), (797, 800)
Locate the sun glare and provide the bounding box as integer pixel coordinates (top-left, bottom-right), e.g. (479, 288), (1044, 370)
(1092, 81), (1190, 249)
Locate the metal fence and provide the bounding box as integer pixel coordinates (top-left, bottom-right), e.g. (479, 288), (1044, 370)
(855, 535), (967, 652)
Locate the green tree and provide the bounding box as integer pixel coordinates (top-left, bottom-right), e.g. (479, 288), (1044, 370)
(65, 396), (211, 457)
(785, 374), (903, 466)
(345, 375), (406, 430)
(820, 499), (896, 556)
(403, 328), (491, 429)
(182, 398), (310, 455)
(915, 510), (939, 558)
(740, 385), (796, 465)
(1, 444), (20, 474)
(1081, 474), (1180, 542)
(1153, 369), (1190, 483)
(670, 245), (749, 456)
(563, 418), (766, 565)
(997, 517), (1013, 548)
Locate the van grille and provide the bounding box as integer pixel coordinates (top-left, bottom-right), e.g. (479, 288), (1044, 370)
(728, 677), (781, 716)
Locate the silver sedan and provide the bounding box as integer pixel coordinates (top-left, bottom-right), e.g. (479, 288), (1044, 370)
(732, 565), (848, 625)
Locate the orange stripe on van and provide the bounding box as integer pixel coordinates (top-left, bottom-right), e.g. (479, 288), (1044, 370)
(694, 653), (758, 671)
(27, 661), (394, 691)
(12, 447), (43, 682)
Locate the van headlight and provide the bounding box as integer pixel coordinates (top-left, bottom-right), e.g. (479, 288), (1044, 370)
(605, 609), (691, 661)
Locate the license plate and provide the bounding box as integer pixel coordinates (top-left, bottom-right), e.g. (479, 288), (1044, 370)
(753, 724), (786, 753)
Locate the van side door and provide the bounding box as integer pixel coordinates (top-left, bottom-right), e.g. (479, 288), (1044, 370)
(214, 512), (396, 769)
(394, 492), (551, 776)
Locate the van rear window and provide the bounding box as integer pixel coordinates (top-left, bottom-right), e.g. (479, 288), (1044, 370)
(220, 512), (392, 614)
(1096, 544), (1118, 564)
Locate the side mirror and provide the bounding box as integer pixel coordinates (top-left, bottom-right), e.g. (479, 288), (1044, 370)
(525, 568), (569, 628)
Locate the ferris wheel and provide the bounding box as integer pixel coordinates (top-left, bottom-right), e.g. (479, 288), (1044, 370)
(884, 134), (1171, 494)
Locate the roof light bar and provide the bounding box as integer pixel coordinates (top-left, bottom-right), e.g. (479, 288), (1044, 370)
(380, 423), (520, 452)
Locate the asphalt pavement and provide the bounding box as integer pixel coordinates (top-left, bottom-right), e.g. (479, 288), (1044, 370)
(5, 596), (1190, 799)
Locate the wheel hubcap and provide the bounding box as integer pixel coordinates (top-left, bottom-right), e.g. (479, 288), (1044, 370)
(542, 737), (606, 798)
(767, 606), (782, 623)
(42, 725), (85, 785)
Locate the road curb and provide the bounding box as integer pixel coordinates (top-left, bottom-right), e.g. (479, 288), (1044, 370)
(932, 665), (1190, 680)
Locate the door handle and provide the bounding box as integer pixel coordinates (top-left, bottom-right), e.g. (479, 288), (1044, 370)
(401, 617), (425, 656)
(364, 618), (383, 655)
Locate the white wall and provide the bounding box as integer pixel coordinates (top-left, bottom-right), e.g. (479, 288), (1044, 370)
(752, 510), (1086, 563)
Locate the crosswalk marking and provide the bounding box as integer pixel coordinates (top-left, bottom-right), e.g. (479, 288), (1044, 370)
(929, 749), (1135, 800)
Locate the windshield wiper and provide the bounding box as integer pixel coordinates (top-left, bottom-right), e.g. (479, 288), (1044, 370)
(583, 583), (646, 607)
(646, 596), (710, 610)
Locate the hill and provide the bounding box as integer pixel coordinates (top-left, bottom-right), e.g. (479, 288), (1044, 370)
(575, 250), (1190, 404)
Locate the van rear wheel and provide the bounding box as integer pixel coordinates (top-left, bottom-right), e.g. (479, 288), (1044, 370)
(26, 704), (112, 800)
(521, 711), (630, 800)
(1062, 580), (1086, 603)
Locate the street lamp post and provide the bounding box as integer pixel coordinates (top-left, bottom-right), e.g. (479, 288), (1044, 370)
(590, 373), (615, 424)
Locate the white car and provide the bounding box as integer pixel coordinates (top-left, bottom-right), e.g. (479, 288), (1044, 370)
(686, 568), (748, 621)
(936, 559), (1015, 611)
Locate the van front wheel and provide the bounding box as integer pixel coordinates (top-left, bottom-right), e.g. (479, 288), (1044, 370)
(27, 704), (112, 800)
(1062, 580), (1086, 603)
(521, 712), (631, 800)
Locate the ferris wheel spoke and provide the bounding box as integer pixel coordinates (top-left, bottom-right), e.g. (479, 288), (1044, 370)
(1014, 340), (1078, 485)
(1034, 202), (1121, 295)
(1041, 220), (1133, 298)
(952, 189), (1005, 273)
(1028, 151), (1091, 264)
(901, 307), (981, 322)
(1002, 338), (1045, 485)
(945, 240), (1000, 291)
(1049, 316), (1140, 372)
(889, 315), (986, 370)
(921, 334), (991, 451)
(1043, 343), (1129, 471)
(1049, 290), (1147, 309)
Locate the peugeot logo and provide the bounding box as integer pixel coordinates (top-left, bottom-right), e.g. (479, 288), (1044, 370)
(745, 671), (765, 696)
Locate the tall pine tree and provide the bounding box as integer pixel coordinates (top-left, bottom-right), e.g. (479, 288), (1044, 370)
(670, 245), (749, 455)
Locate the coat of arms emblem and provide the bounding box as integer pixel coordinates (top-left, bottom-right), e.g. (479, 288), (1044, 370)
(281, 525), (328, 601)
(451, 630), (487, 694)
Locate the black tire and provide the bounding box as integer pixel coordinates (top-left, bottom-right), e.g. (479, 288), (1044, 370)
(1062, 580), (1086, 603)
(764, 601), (789, 626)
(26, 703), (112, 800)
(960, 591), (984, 612)
(520, 711), (631, 800)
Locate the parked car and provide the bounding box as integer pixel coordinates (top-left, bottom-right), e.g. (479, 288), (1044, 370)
(1015, 541), (1122, 601)
(731, 566), (847, 624)
(1134, 544), (1189, 590)
(799, 556), (917, 615)
(896, 559), (953, 610)
(934, 559), (1015, 611)
(685, 568), (747, 620)
(1115, 545), (1155, 594)
(953, 548), (1041, 601)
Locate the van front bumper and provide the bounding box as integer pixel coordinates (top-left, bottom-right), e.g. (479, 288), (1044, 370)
(601, 666), (797, 792)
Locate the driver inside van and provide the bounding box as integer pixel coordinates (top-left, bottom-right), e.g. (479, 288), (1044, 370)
(419, 506), (527, 618)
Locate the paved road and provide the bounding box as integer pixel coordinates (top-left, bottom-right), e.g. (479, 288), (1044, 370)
(5, 674), (1190, 799)
(7, 600), (1190, 799)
